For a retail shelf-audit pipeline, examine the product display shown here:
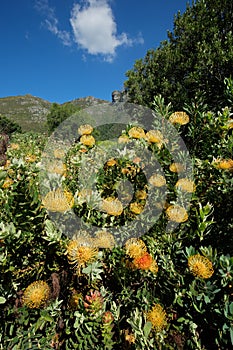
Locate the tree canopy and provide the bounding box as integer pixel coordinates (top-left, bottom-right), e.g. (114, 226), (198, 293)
(124, 0), (233, 109)
(47, 103), (81, 134)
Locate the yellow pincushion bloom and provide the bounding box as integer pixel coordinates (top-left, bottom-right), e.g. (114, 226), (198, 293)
(146, 304), (167, 331)
(102, 197), (123, 216)
(149, 174), (166, 187)
(80, 134), (95, 147)
(169, 162), (184, 173)
(175, 178), (196, 193)
(67, 239), (98, 268)
(166, 205), (188, 223)
(169, 111), (189, 125)
(2, 177), (14, 189)
(94, 231), (115, 249)
(78, 124), (93, 135)
(145, 130), (164, 148)
(42, 188), (74, 212)
(9, 143), (20, 150)
(214, 158), (233, 170)
(128, 126), (145, 139)
(22, 281), (51, 309)
(188, 254), (214, 279)
(125, 238), (147, 259)
(54, 148), (65, 159)
(118, 134), (130, 144)
(25, 154), (37, 163)
(129, 202), (144, 215)
(135, 190), (147, 200)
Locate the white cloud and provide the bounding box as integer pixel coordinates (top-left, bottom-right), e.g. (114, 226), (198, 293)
(35, 0), (72, 46)
(70, 0), (139, 61)
(35, 0), (143, 61)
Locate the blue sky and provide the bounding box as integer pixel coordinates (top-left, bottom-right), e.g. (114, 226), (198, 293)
(0, 0), (191, 104)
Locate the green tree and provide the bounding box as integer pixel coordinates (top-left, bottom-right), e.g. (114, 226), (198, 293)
(47, 103), (80, 134)
(124, 0), (233, 109)
(0, 115), (21, 134)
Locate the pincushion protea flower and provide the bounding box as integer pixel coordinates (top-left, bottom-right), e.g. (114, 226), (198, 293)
(66, 238), (98, 269)
(2, 177), (14, 189)
(128, 126), (145, 139)
(94, 230), (115, 249)
(22, 281), (51, 309)
(214, 158), (233, 170)
(175, 178), (196, 193)
(102, 197), (123, 216)
(42, 188), (74, 212)
(169, 111), (189, 125)
(129, 202), (144, 214)
(166, 205), (188, 223)
(80, 134), (95, 147)
(146, 304), (167, 331)
(118, 134), (130, 143)
(145, 130), (164, 148)
(169, 162), (184, 173)
(133, 252), (158, 273)
(125, 238), (147, 259)
(149, 174), (166, 187)
(78, 124), (93, 135)
(188, 254), (214, 279)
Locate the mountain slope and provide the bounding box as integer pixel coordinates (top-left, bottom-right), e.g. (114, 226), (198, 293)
(0, 94), (108, 133)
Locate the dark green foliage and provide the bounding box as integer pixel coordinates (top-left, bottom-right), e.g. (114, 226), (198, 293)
(124, 0), (233, 110)
(47, 103), (81, 134)
(0, 115), (21, 134)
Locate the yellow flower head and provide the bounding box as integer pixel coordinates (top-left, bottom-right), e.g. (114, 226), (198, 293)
(149, 174), (166, 187)
(214, 158), (233, 170)
(25, 154), (37, 163)
(124, 329), (136, 344)
(128, 126), (145, 139)
(102, 197), (123, 216)
(169, 111), (189, 125)
(53, 148), (65, 159)
(135, 190), (147, 200)
(145, 130), (164, 146)
(67, 238), (98, 268)
(133, 252), (158, 273)
(80, 134), (95, 147)
(106, 158), (117, 167)
(129, 202), (144, 215)
(78, 124), (93, 135)
(125, 238), (147, 259)
(94, 231), (115, 249)
(146, 304), (167, 331)
(9, 143), (20, 150)
(2, 177), (14, 189)
(188, 254), (214, 279)
(166, 205), (188, 223)
(118, 134), (130, 144)
(175, 178), (196, 193)
(22, 281), (51, 309)
(42, 188), (74, 212)
(47, 161), (67, 176)
(169, 162), (184, 173)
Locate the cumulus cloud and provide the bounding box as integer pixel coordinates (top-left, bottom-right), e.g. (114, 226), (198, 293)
(35, 0), (72, 46)
(70, 0), (141, 61)
(35, 0), (143, 61)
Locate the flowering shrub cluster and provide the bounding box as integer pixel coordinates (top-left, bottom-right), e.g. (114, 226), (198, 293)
(0, 97), (232, 349)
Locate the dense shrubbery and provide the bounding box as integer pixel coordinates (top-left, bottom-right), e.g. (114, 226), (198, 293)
(0, 94), (232, 349)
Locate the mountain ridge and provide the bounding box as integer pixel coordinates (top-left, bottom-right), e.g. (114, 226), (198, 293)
(0, 94), (109, 133)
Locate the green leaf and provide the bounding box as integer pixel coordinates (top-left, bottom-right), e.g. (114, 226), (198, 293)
(0, 296), (6, 304)
(143, 321), (152, 339)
